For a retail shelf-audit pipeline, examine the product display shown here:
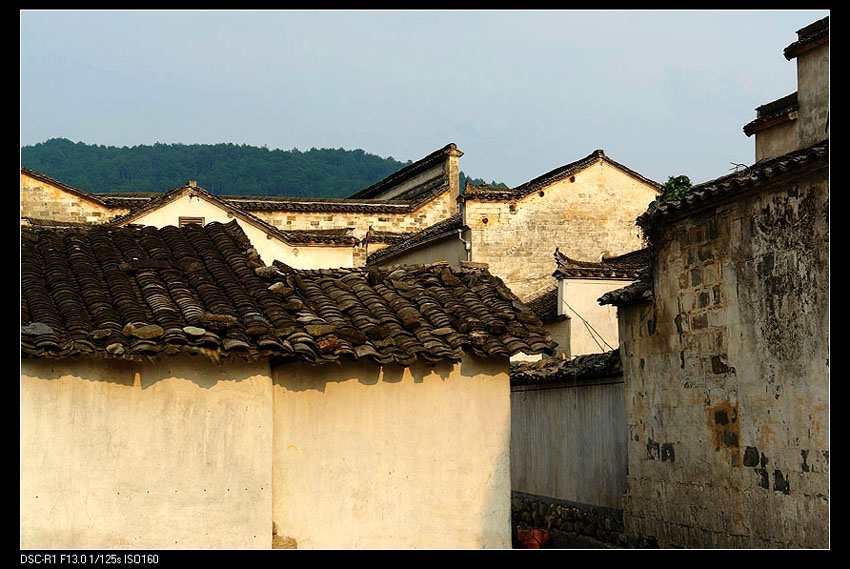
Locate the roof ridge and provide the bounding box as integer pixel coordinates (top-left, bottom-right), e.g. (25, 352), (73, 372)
(347, 143), (461, 199)
(21, 166), (109, 207)
(108, 183), (361, 247)
(638, 139), (829, 230)
(462, 149), (660, 202)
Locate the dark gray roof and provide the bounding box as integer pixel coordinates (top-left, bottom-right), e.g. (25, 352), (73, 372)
(743, 92), (799, 137)
(106, 184), (360, 248)
(636, 139), (828, 231)
(363, 228), (416, 245)
(511, 349), (622, 386)
(597, 269), (653, 307)
(524, 286), (562, 325)
(553, 248), (650, 280)
(784, 16), (829, 60)
(21, 221), (556, 365)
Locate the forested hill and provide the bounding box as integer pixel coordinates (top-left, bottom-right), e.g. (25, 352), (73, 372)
(21, 138), (505, 198)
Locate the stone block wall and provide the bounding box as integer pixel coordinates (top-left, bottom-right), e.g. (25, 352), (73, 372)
(465, 162), (657, 299)
(511, 493), (646, 548)
(21, 172), (128, 223)
(617, 168), (829, 548)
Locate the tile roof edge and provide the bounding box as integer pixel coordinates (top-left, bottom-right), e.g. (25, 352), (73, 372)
(510, 349), (623, 386)
(597, 270), (654, 307)
(637, 139), (828, 230)
(784, 16), (829, 60)
(552, 247), (650, 280)
(347, 143), (462, 199)
(743, 92), (799, 137)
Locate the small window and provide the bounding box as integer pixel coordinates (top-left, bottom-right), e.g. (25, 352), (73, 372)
(179, 216), (205, 227)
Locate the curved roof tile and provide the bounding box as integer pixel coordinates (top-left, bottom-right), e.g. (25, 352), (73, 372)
(21, 221), (555, 365)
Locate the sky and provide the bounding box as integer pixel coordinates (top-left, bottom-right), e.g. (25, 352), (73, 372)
(20, 9), (829, 188)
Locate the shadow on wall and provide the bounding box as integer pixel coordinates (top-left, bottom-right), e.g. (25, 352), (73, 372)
(22, 354), (273, 391)
(271, 357), (462, 392)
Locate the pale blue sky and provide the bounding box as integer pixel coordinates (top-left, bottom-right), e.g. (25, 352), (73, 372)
(20, 9), (829, 188)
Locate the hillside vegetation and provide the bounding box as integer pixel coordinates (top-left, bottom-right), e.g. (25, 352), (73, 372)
(21, 138), (504, 198)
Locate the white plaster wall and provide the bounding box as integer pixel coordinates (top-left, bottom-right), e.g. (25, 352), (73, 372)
(271, 356), (512, 549)
(128, 194), (354, 269)
(372, 234), (466, 268)
(559, 278), (633, 357)
(20, 355), (274, 549)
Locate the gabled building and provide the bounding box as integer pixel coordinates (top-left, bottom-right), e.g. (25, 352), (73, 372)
(369, 149), (660, 304)
(21, 143), (465, 268)
(104, 181), (360, 270)
(459, 149), (659, 300)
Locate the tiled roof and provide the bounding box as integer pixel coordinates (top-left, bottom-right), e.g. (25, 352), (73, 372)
(221, 195), (422, 214)
(637, 139), (828, 231)
(347, 143), (462, 200)
(553, 248), (650, 280)
(461, 149), (661, 202)
(95, 192), (431, 214)
(784, 16), (829, 60)
(366, 213), (466, 265)
(524, 286), (561, 325)
(92, 193), (163, 209)
(363, 228), (416, 245)
(597, 269), (653, 307)
(22, 217), (100, 228)
(743, 92), (799, 137)
(511, 349), (622, 386)
(21, 221), (556, 365)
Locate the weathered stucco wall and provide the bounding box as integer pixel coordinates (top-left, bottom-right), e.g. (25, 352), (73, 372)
(617, 168), (829, 548)
(271, 356), (512, 549)
(20, 356), (274, 549)
(21, 172), (128, 223)
(511, 378), (627, 510)
(126, 194), (355, 269)
(465, 162), (657, 299)
(796, 42), (829, 150)
(755, 119), (800, 162)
